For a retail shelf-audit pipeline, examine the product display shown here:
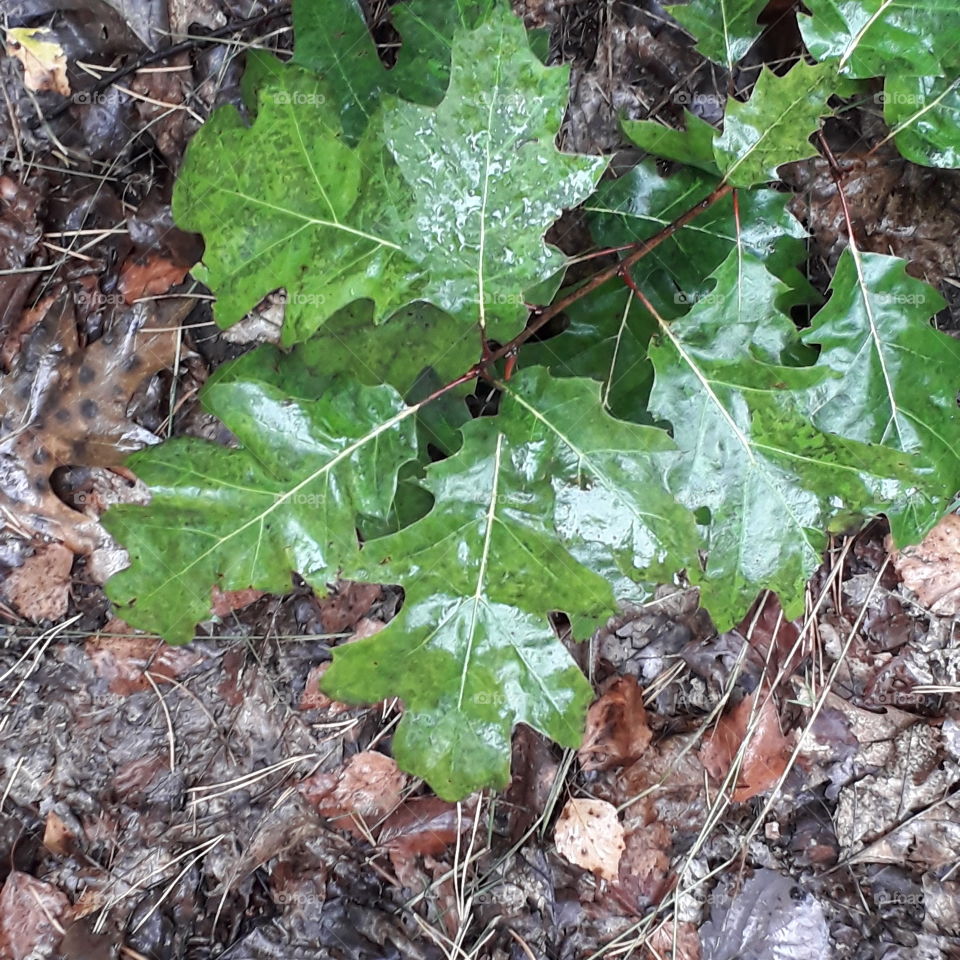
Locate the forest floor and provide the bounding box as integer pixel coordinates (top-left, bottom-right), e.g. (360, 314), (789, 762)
(2, 1), (960, 958)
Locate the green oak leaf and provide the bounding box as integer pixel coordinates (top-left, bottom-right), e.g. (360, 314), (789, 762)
(209, 300), (477, 399)
(382, 4), (606, 341)
(293, 0), (496, 141)
(173, 53), (422, 344)
(647, 250), (919, 627)
(622, 109), (720, 175)
(665, 0), (769, 70)
(799, 0), (960, 78)
(883, 75), (960, 168)
(103, 372), (419, 644)
(585, 158), (817, 311)
(324, 368), (698, 797)
(800, 248), (958, 541)
(714, 61), (836, 186)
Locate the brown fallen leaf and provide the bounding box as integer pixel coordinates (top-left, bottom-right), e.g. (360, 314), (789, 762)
(617, 821), (671, 908)
(0, 292), (191, 554)
(210, 586), (265, 617)
(0, 871), (70, 959)
(700, 692), (792, 802)
(554, 797), (625, 882)
(579, 676), (652, 771)
(118, 253), (192, 303)
(889, 513), (960, 615)
(43, 811), (75, 856)
(5, 27), (70, 96)
(84, 627), (200, 695)
(642, 921), (701, 960)
(299, 751), (407, 835)
(1, 541), (72, 621)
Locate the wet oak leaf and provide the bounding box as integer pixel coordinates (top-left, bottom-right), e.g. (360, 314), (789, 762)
(293, 0), (495, 140)
(382, 4), (606, 340)
(714, 60), (836, 187)
(665, 0), (769, 71)
(172, 51), (424, 344)
(103, 361), (419, 644)
(647, 250), (922, 627)
(800, 248), (958, 541)
(799, 0), (960, 78)
(882, 75), (960, 169)
(323, 369), (698, 798)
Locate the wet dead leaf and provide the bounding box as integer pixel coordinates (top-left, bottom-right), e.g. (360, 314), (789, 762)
(118, 253), (192, 303)
(700, 692), (792, 802)
(42, 811), (75, 856)
(6, 27), (70, 96)
(210, 585), (265, 617)
(642, 920), (701, 960)
(1, 541), (72, 621)
(0, 293), (191, 553)
(299, 751), (407, 832)
(579, 675), (652, 771)
(554, 797), (625, 882)
(0, 870), (69, 960)
(84, 628), (200, 695)
(889, 513), (960, 615)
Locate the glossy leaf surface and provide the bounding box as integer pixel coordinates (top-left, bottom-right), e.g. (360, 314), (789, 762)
(883, 75), (960, 168)
(801, 248), (957, 540)
(647, 251), (919, 626)
(324, 369), (698, 796)
(104, 371), (418, 643)
(665, 0), (768, 70)
(383, 5), (606, 340)
(799, 0), (960, 78)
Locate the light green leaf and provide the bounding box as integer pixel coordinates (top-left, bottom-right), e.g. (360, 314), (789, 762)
(103, 370), (419, 644)
(799, 0), (960, 78)
(714, 61), (836, 186)
(665, 0), (769, 70)
(883, 75), (960, 168)
(647, 250), (920, 626)
(324, 369), (698, 797)
(622, 109), (720, 174)
(800, 248), (957, 540)
(383, 5), (607, 341)
(173, 53), (422, 344)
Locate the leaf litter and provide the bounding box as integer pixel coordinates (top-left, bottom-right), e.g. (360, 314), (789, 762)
(3, 1), (960, 958)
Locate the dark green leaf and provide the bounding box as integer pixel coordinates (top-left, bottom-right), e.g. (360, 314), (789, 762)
(883, 75), (960, 168)
(665, 0), (768, 70)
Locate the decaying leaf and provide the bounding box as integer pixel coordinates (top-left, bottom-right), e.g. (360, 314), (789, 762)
(554, 797), (625, 882)
(299, 751), (408, 833)
(1, 541), (72, 621)
(5, 27), (71, 96)
(0, 871), (70, 960)
(700, 691), (792, 802)
(579, 676), (652, 771)
(84, 627), (200, 695)
(0, 293), (190, 554)
(890, 512), (960, 615)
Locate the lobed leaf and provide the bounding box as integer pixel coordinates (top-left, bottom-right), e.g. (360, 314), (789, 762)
(798, 0), (960, 78)
(647, 251), (921, 626)
(883, 75), (960, 168)
(713, 61), (836, 187)
(324, 369), (699, 797)
(665, 0), (769, 71)
(800, 248), (958, 540)
(382, 4), (606, 340)
(104, 371), (419, 643)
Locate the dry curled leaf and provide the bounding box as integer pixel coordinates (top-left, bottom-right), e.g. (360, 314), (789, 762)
(554, 797), (625, 882)
(579, 675), (652, 771)
(700, 692), (792, 802)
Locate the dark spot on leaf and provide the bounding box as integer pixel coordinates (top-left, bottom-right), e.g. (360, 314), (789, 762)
(80, 399), (99, 419)
(32, 448), (50, 465)
(54, 408), (71, 423)
(78, 365), (95, 384)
